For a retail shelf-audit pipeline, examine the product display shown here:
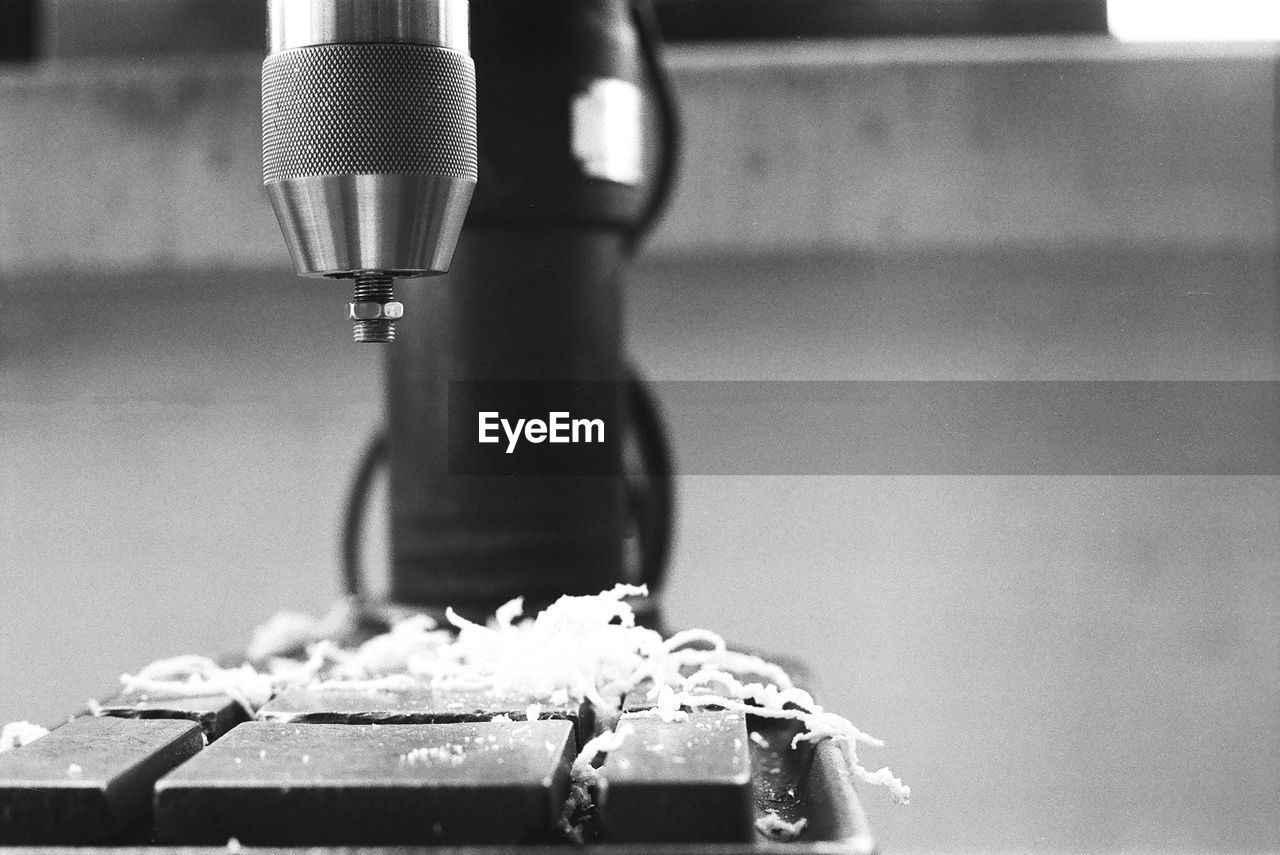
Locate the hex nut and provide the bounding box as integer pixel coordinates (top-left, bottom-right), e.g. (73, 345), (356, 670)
(349, 301), (405, 321)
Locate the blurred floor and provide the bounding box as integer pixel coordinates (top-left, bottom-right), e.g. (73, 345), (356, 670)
(2, 246), (1276, 851)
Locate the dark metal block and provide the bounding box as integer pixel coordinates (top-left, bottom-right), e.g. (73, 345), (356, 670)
(98, 691), (248, 741)
(0, 716), (203, 844)
(153, 720), (575, 845)
(601, 710), (754, 842)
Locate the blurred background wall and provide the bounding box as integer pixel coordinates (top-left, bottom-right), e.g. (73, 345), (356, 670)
(1, 2), (1278, 852)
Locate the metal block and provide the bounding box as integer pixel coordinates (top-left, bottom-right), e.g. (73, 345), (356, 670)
(98, 691), (247, 741)
(0, 716), (203, 844)
(154, 719), (575, 845)
(600, 710), (753, 842)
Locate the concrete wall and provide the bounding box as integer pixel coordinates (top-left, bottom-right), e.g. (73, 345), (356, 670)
(0, 39), (1274, 275)
(38, 0), (263, 59)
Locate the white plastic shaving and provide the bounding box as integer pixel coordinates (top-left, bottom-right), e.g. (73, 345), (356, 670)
(310, 674), (420, 693)
(246, 611), (325, 661)
(638, 684), (690, 722)
(108, 583), (908, 806)
(755, 811), (808, 841)
(0, 720), (49, 752)
(663, 627), (726, 654)
(433, 584), (656, 708)
(681, 667), (746, 697)
(246, 599), (359, 661)
(621, 689), (907, 805)
(402, 744), (466, 767)
(66, 763), (83, 778)
(336, 615), (447, 678)
(494, 596), (524, 629)
(571, 723), (634, 785)
(119, 656), (273, 717)
(847, 758), (912, 804)
(791, 709), (884, 749)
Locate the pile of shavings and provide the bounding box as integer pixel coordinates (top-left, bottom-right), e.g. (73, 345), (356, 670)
(114, 655), (274, 717)
(102, 583), (909, 809)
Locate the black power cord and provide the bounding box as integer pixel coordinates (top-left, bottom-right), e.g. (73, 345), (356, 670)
(624, 366), (675, 593)
(340, 430), (388, 599)
(627, 0), (682, 255)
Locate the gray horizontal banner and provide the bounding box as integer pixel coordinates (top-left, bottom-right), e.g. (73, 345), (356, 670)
(648, 381), (1280, 475)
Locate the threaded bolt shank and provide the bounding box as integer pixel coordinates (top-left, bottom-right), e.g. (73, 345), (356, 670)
(349, 273), (402, 343)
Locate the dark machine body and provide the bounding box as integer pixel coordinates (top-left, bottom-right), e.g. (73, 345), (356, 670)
(389, 0), (652, 616)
